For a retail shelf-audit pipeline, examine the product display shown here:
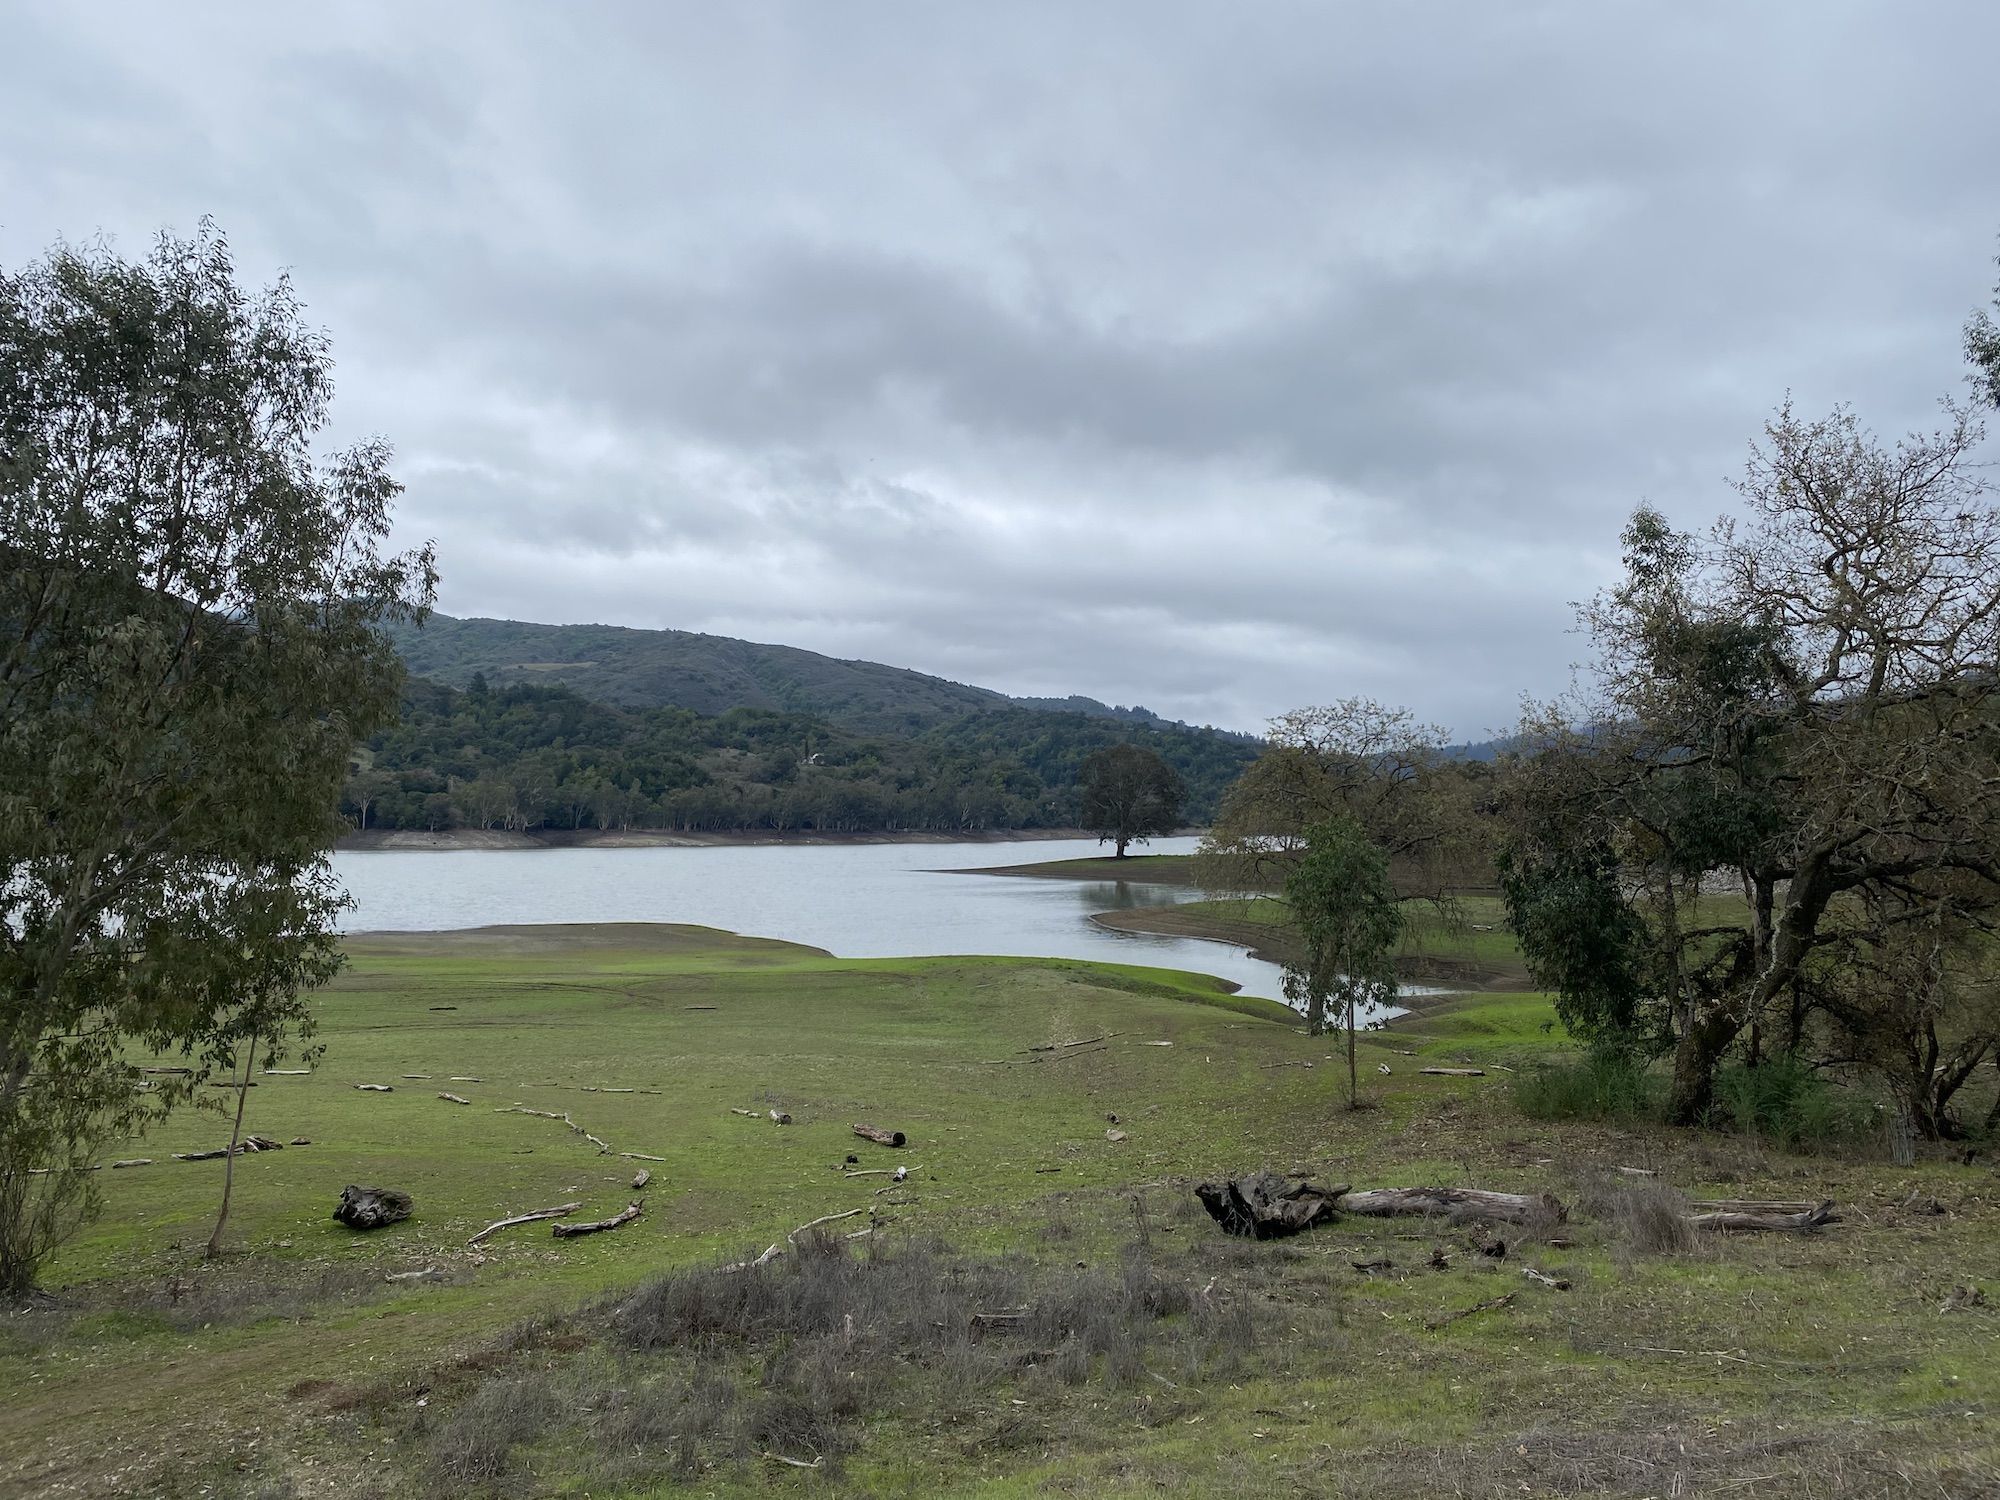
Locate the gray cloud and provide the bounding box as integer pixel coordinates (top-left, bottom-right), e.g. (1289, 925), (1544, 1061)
(3, 1), (1995, 736)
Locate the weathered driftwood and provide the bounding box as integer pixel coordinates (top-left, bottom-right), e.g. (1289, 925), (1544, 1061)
(852, 1124), (906, 1148)
(1337, 1186), (1567, 1227)
(552, 1199), (644, 1238)
(1419, 1067), (1485, 1077)
(468, 1201), (583, 1245)
(788, 1207), (866, 1243)
(497, 1104), (613, 1153)
(355, 1083), (394, 1093)
(1196, 1175), (1566, 1238)
(438, 1092), (471, 1105)
(1521, 1266), (1572, 1291)
(631, 1168), (652, 1189)
(402, 1074), (433, 1081)
(1026, 1032), (1123, 1053)
(1426, 1291), (1514, 1330)
(1686, 1199), (1838, 1234)
(620, 1151), (667, 1162)
(263, 1068), (311, 1076)
(1195, 1173), (1350, 1239)
(174, 1135), (283, 1162)
(335, 1184), (413, 1230)
(721, 1243), (784, 1273)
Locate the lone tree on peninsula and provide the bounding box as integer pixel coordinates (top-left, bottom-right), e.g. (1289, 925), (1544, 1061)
(1079, 743), (1185, 858)
(0, 225), (435, 1288)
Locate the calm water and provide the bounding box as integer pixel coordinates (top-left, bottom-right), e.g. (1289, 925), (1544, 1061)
(330, 835), (1300, 999)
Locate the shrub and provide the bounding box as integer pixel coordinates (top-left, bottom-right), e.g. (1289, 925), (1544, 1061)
(1512, 1048), (1659, 1122)
(1708, 1056), (1872, 1148)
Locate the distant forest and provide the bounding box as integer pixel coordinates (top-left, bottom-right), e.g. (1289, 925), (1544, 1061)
(343, 675), (1262, 835)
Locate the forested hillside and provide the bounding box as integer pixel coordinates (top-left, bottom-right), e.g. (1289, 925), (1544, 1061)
(380, 613), (1236, 739)
(344, 675), (1260, 835)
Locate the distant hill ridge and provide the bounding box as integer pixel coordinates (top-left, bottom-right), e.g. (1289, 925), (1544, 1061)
(383, 612), (1250, 740)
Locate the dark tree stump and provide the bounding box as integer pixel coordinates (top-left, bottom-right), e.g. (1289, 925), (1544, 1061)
(1195, 1172), (1349, 1239)
(334, 1184), (413, 1230)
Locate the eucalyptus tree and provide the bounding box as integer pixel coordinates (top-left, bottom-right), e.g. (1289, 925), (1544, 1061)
(0, 226), (435, 1285)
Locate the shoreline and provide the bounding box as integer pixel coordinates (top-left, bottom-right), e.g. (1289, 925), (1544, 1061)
(336, 826), (1101, 852)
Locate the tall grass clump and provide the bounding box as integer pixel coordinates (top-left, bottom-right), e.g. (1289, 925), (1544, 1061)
(1511, 1047), (1658, 1122)
(1708, 1055), (1872, 1149)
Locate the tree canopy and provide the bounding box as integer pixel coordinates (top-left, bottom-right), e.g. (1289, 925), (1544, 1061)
(1283, 817), (1403, 1103)
(0, 225), (435, 1288)
(1502, 387), (2000, 1131)
(1078, 743), (1185, 857)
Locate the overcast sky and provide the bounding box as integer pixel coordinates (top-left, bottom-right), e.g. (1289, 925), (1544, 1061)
(4, 3), (1996, 737)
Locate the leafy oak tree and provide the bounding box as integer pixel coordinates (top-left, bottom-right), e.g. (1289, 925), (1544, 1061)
(0, 225), (435, 1287)
(1079, 743), (1184, 858)
(1503, 384), (2000, 1131)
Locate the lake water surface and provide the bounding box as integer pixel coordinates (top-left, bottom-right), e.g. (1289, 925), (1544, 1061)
(330, 836), (1298, 999)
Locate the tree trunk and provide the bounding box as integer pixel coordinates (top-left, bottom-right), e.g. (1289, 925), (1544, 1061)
(205, 1036), (257, 1259)
(1345, 988), (1358, 1108)
(1114, 834), (1129, 858)
(1665, 1006), (1737, 1126)
(1335, 1185), (1567, 1227)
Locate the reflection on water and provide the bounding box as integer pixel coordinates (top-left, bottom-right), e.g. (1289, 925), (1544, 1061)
(1069, 879), (1181, 912)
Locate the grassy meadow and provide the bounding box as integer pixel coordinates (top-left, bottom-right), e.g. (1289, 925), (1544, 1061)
(3, 908), (1998, 1497)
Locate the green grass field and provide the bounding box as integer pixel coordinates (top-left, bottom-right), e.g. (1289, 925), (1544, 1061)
(4, 913), (1998, 1497)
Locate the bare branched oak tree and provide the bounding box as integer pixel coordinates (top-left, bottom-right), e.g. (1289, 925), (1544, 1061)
(1504, 376), (2000, 1134)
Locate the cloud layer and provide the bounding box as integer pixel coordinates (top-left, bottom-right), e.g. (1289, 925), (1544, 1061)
(5, 2), (1996, 735)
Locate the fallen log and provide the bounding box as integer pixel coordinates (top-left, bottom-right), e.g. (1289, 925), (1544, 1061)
(552, 1199), (644, 1238)
(468, 1201), (583, 1245)
(721, 1243), (784, 1273)
(788, 1207), (866, 1243)
(1426, 1291), (1515, 1330)
(1419, 1067), (1485, 1078)
(1521, 1266), (1572, 1291)
(355, 1084), (394, 1093)
(173, 1135), (284, 1162)
(1105, 1128), (1128, 1142)
(1686, 1199), (1838, 1234)
(334, 1184), (413, 1230)
(402, 1074), (433, 1081)
(110, 1158), (153, 1169)
(631, 1168), (652, 1189)
(768, 1110), (792, 1125)
(1195, 1173), (1349, 1239)
(385, 1267), (444, 1283)
(620, 1152), (667, 1162)
(262, 1069), (310, 1076)
(1337, 1186), (1567, 1227)
(852, 1124), (906, 1148)
(437, 1092), (471, 1105)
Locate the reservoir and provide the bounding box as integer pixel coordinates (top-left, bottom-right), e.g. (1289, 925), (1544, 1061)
(330, 835), (1299, 1000)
